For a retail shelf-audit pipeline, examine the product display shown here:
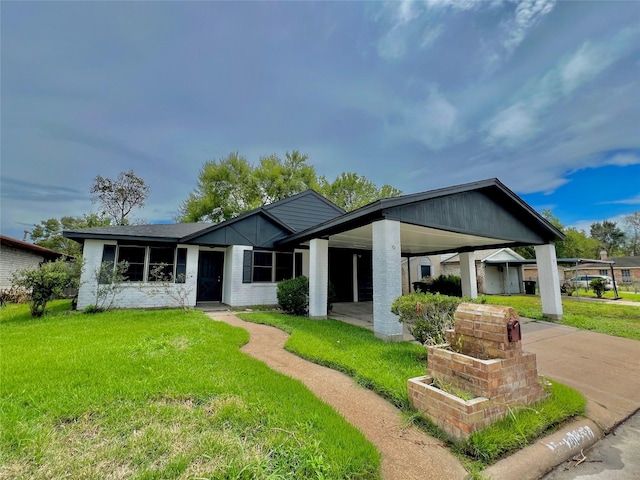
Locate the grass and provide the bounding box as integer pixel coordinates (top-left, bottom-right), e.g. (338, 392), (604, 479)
(237, 312), (427, 409)
(459, 381), (586, 464)
(238, 311), (586, 468)
(0, 301), (380, 479)
(486, 295), (640, 340)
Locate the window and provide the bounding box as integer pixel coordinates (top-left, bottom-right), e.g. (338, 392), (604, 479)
(148, 246), (175, 281)
(175, 248), (187, 283)
(253, 251), (273, 282)
(420, 258), (432, 278)
(599, 269), (608, 276)
(118, 246), (146, 282)
(101, 244), (187, 283)
(275, 252), (294, 281)
(622, 269), (631, 280)
(243, 250), (300, 283)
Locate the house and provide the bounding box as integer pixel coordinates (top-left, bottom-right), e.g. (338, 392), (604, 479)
(402, 248), (527, 295)
(561, 255), (640, 287)
(0, 234), (63, 288)
(64, 178), (565, 340)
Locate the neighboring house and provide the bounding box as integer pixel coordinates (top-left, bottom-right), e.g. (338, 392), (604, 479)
(403, 248), (526, 295)
(64, 178), (566, 340)
(562, 255), (640, 286)
(0, 234), (63, 288)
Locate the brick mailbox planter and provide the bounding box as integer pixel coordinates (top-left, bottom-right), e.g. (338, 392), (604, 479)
(408, 303), (548, 440)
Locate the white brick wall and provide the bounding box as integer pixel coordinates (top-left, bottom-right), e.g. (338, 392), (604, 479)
(76, 240), (199, 310)
(223, 245), (280, 307)
(0, 246), (46, 288)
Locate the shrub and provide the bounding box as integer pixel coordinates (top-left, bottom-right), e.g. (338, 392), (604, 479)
(0, 286), (30, 305)
(430, 274), (462, 297)
(391, 292), (483, 345)
(590, 277), (606, 298)
(83, 304), (105, 314)
(12, 259), (81, 317)
(277, 276), (309, 316)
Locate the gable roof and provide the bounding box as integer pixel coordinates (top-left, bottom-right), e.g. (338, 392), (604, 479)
(277, 178), (564, 252)
(442, 248), (525, 264)
(580, 257), (640, 269)
(63, 190), (345, 248)
(0, 234), (63, 259)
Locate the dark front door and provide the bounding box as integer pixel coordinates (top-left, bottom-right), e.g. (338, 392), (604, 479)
(197, 251), (224, 302)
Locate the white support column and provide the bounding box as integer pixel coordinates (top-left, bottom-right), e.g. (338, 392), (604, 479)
(535, 244), (563, 320)
(372, 219), (403, 341)
(459, 252), (478, 299)
(309, 238), (329, 318)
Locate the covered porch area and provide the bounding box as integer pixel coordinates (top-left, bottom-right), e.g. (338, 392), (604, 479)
(277, 179), (565, 341)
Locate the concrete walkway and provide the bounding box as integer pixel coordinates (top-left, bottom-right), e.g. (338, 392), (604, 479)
(209, 311), (467, 480)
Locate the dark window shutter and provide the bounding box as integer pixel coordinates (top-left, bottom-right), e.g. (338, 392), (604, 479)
(295, 252), (303, 278)
(243, 250), (253, 283)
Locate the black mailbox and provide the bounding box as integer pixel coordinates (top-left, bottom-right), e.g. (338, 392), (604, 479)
(507, 319), (521, 342)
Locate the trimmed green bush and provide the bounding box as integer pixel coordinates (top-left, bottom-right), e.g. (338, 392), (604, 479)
(277, 276), (309, 316)
(430, 274), (462, 297)
(391, 292), (484, 345)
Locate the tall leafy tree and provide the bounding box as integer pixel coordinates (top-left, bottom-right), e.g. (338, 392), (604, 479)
(623, 212), (640, 256)
(30, 214), (111, 257)
(255, 151), (318, 204)
(178, 151), (401, 222)
(590, 220), (626, 256)
(318, 172), (401, 211)
(91, 170), (149, 225)
(178, 153), (261, 223)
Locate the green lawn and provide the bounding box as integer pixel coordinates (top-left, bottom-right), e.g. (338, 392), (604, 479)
(239, 311), (586, 468)
(487, 295), (640, 340)
(0, 301), (380, 479)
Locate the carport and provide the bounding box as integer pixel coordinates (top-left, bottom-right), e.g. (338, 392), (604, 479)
(277, 178), (565, 340)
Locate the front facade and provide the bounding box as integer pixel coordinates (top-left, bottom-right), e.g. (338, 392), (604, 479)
(65, 179), (566, 339)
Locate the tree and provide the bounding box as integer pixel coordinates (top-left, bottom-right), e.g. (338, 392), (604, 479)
(12, 259), (81, 317)
(623, 212), (640, 256)
(91, 170), (149, 225)
(178, 151), (402, 222)
(255, 151), (318, 204)
(590, 220), (626, 257)
(30, 214), (111, 258)
(178, 152), (261, 223)
(317, 172), (401, 211)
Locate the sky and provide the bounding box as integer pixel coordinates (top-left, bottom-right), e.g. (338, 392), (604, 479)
(1, 0), (639, 241)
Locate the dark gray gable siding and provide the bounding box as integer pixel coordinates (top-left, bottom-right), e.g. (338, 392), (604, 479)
(264, 191), (345, 233)
(386, 190), (547, 244)
(186, 213), (290, 248)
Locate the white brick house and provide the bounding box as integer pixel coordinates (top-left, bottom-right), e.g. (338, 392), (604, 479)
(0, 234), (63, 288)
(65, 179), (566, 339)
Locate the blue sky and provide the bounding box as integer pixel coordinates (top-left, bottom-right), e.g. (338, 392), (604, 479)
(1, 0), (639, 241)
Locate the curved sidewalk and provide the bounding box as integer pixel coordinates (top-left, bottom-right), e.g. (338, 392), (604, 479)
(209, 311), (467, 480)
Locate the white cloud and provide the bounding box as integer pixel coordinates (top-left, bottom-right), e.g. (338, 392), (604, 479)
(603, 194), (640, 206)
(604, 153), (640, 167)
(389, 87), (460, 150)
(484, 102), (536, 145)
(502, 0), (556, 53)
(483, 27), (639, 149)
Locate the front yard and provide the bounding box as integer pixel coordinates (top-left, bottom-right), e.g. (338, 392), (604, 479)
(0, 301), (380, 479)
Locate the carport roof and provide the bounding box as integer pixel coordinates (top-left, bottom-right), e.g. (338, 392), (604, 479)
(276, 178), (564, 255)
